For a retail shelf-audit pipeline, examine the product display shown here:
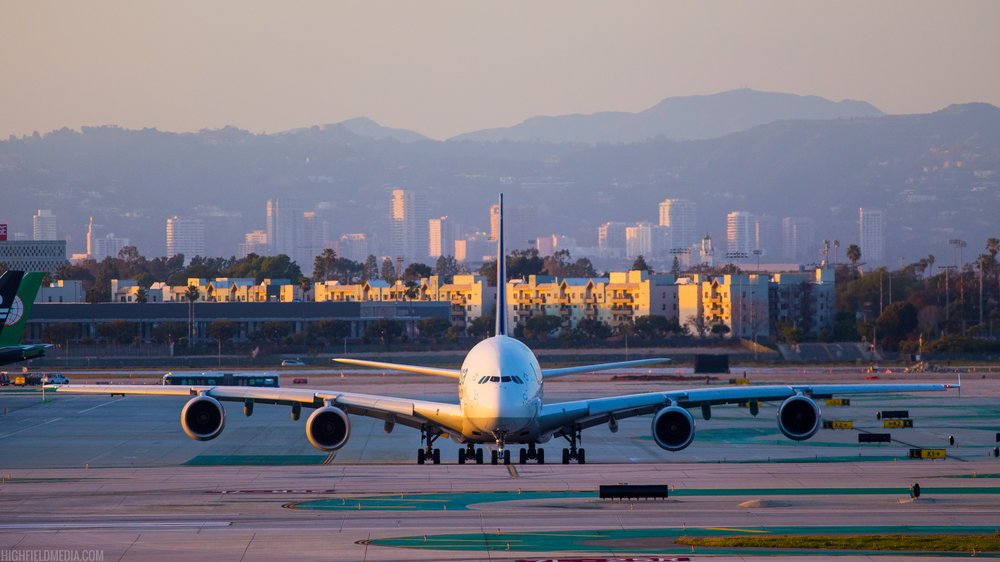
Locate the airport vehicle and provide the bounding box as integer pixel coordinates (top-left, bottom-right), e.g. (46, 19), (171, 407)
(281, 358), (305, 366)
(162, 372), (279, 388)
(41, 373), (69, 385)
(47, 195), (957, 465)
(0, 270), (52, 365)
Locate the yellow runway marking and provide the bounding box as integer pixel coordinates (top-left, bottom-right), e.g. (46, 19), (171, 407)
(507, 464), (519, 478)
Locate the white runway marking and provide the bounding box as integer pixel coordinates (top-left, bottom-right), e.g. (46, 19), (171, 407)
(0, 417), (63, 439)
(0, 522), (233, 529)
(78, 397), (125, 414)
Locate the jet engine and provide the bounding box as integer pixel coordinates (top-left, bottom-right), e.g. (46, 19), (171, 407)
(305, 405), (351, 451)
(777, 395), (821, 441)
(651, 406), (695, 451)
(181, 396), (225, 441)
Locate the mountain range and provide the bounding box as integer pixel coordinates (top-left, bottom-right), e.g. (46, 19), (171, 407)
(1, 90), (997, 266)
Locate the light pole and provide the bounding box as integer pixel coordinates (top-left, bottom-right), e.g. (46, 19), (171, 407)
(940, 265), (956, 334)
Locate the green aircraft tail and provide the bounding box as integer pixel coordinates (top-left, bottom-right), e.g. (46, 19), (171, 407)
(0, 272), (44, 346)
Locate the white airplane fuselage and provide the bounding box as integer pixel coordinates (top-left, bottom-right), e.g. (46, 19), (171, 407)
(458, 335), (544, 444)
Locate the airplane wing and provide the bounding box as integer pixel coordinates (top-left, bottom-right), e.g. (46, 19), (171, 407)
(538, 382), (956, 434)
(45, 384), (466, 435)
(332, 358), (460, 379)
(541, 358), (670, 379)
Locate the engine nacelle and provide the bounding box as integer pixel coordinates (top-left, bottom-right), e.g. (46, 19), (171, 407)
(777, 395), (821, 441)
(181, 396), (225, 441)
(306, 406), (351, 451)
(651, 406), (695, 451)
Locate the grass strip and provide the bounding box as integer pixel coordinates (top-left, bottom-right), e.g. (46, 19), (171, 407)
(675, 534), (1000, 552)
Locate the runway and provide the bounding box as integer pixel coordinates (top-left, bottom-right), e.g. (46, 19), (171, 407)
(1, 369), (998, 560)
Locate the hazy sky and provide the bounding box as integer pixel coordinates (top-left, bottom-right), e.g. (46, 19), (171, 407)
(2, 0), (998, 140)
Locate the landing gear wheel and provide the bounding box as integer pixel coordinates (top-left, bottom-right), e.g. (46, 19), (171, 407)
(503, 450), (511, 465)
(432, 448), (441, 465)
(519, 448), (527, 464)
(476, 448), (484, 464)
(562, 448), (570, 464)
(417, 449), (426, 465)
(537, 448), (545, 464)
(578, 448), (586, 464)
(458, 449), (466, 464)
(491, 450), (499, 465)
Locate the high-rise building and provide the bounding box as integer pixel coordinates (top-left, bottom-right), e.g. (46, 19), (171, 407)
(166, 216), (205, 265)
(428, 216), (456, 258)
(86, 217), (94, 259)
(266, 197), (301, 259)
(33, 209), (57, 240)
(489, 204), (500, 241)
(598, 222), (628, 257)
(781, 217), (816, 263)
(726, 211), (755, 256)
(338, 233), (369, 262)
(658, 198), (697, 250)
(625, 223), (669, 259)
(390, 188), (428, 265)
(859, 207), (884, 265)
(299, 211), (323, 270)
(754, 214), (780, 257)
(239, 230), (269, 258)
(93, 233), (130, 261)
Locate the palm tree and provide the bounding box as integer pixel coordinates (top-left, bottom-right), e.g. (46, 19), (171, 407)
(299, 277), (312, 302)
(135, 286), (148, 345)
(185, 285), (200, 346)
(846, 244), (862, 268)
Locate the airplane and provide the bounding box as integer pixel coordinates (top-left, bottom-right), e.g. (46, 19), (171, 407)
(47, 195), (957, 465)
(0, 270), (51, 366)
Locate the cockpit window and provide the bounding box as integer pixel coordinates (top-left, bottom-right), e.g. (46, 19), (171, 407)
(490, 376), (500, 383)
(512, 375), (523, 384)
(478, 376), (488, 384)
(501, 376), (511, 383)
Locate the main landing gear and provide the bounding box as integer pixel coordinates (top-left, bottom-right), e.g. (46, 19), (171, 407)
(491, 449), (511, 465)
(518, 443), (545, 464)
(561, 428), (586, 464)
(417, 427), (441, 465)
(457, 444), (485, 464)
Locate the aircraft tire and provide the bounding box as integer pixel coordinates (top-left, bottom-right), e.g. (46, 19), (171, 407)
(503, 450), (511, 465)
(519, 448), (527, 464)
(562, 448), (570, 464)
(537, 448), (545, 464)
(578, 448), (586, 464)
(476, 448), (484, 464)
(433, 448), (441, 464)
(491, 450), (498, 465)
(417, 449), (425, 464)
(458, 449), (466, 464)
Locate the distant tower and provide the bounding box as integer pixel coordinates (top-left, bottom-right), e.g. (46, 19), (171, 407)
(86, 217), (94, 259)
(266, 197), (301, 258)
(754, 214), (780, 257)
(489, 204), (500, 241)
(428, 216), (456, 259)
(726, 211), (755, 255)
(700, 234), (715, 266)
(598, 222), (628, 256)
(658, 198), (696, 250)
(166, 216), (205, 265)
(781, 217), (815, 263)
(33, 209), (57, 240)
(859, 207), (884, 265)
(390, 188), (428, 265)
(239, 230), (269, 259)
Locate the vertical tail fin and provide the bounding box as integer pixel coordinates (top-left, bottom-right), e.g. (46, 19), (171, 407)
(0, 271), (26, 339)
(0, 272), (43, 346)
(495, 193), (507, 337)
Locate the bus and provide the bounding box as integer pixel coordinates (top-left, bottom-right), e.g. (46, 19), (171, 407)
(161, 372), (280, 388)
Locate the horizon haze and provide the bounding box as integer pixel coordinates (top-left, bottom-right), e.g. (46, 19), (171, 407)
(1, 1), (998, 140)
